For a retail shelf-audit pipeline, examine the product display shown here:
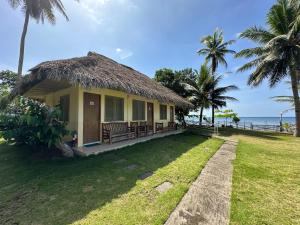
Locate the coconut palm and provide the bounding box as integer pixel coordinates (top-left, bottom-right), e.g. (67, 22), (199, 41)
(183, 65), (214, 125)
(209, 75), (239, 114)
(236, 0), (300, 136)
(272, 82), (300, 106)
(7, 0), (71, 79)
(197, 29), (236, 125)
(184, 64), (238, 125)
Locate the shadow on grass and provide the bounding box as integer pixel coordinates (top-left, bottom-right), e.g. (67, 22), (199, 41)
(0, 132), (208, 225)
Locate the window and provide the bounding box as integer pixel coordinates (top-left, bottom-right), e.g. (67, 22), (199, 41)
(160, 104), (167, 120)
(59, 95), (70, 122)
(105, 96), (124, 121)
(132, 100), (145, 121)
(170, 106), (174, 122)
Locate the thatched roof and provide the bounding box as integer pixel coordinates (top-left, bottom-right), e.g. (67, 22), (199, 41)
(15, 52), (192, 108)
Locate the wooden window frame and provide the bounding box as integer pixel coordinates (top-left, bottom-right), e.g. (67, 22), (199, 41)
(59, 95), (70, 122)
(160, 104), (167, 120)
(105, 95), (124, 122)
(132, 100), (145, 121)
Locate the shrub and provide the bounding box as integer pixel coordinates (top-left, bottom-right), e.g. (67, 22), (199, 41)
(0, 98), (69, 148)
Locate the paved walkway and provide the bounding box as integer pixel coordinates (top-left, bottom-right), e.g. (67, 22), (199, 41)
(75, 129), (184, 156)
(165, 139), (238, 225)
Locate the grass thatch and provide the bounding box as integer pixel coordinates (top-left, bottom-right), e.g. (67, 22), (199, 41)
(13, 52), (192, 108)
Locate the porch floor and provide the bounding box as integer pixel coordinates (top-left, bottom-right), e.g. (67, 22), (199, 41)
(74, 129), (184, 157)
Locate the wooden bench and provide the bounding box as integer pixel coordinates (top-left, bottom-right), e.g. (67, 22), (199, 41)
(168, 122), (177, 131)
(130, 121), (151, 137)
(102, 122), (136, 144)
(155, 122), (177, 133)
(155, 122), (164, 133)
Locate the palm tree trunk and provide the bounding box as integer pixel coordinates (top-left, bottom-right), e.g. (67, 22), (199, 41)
(211, 106), (215, 126)
(199, 107), (204, 126)
(291, 70), (300, 137)
(18, 9), (30, 79)
(211, 57), (217, 127)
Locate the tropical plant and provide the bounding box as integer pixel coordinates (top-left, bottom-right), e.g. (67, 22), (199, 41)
(0, 70), (18, 98)
(0, 98), (69, 149)
(7, 0), (71, 79)
(236, 0), (300, 136)
(271, 82), (300, 107)
(197, 29), (236, 124)
(215, 109), (238, 126)
(232, 115), (240, 126)
(182, 64), (214, 125)
(183, 65), (238, 125)
(154, 68), (195, 125)
(210, 75), (239, 114)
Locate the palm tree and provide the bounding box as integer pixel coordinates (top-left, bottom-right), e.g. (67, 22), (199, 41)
(197, 29), (236, 125)
(236, 0), (300, 136)
(272, 82), (300, 107)
(184, 64), (238, 125)
(209, 75), (239, 115)
(183, 65), (214, 125)
(7, 0), (70, 79)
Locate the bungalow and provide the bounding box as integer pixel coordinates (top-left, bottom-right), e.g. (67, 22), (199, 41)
(15, 52), (192, 148)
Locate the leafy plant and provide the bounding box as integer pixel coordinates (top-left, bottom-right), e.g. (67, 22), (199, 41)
(198, 29), (236, 124)
(0, 98), (69, 149)
(154, 68), (195, 125)
(232, 115), (240, 125)
(236, 0), (300, 136)
(215, 109), (238, 126)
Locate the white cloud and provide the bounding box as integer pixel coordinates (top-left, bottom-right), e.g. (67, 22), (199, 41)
(80, 0), (138, 25)
(115, 48), (133, 59)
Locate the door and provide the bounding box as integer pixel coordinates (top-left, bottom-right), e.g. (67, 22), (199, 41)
(147, 102), (154, 127)
(83, 93), (100, 144)
(170, 106), (174, 122)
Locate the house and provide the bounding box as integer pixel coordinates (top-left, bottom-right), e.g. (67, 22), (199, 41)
(15, 52), (192, 148)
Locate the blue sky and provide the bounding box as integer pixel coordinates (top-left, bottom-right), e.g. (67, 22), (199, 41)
(0, 0), (294, 117)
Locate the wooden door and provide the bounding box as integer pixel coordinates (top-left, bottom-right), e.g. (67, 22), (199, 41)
(147, 102), (154, 127)
(83, 93), (100, 144)
(170, 106), (174, 122)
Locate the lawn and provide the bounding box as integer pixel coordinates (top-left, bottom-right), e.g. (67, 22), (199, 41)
(0, 132), (223, 225)
(218, 128), (300, 225)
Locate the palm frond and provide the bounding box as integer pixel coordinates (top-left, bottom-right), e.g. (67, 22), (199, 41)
(239, 26), (275, 43)
(235, 47), (265, 58)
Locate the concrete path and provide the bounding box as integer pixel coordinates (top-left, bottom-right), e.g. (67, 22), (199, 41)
(165, 139), (238, 225)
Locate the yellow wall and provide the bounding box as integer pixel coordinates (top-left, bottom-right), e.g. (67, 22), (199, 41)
(44, 86), (79, 142)
(42, 86), (175, 147)
(77, 87), (175, 146)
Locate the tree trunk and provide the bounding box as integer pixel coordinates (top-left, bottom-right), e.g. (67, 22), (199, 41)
(18, 9), (30, 79)
(211, 57), (216, 127)
(199, 107), (204, 126)
(211, 106), (215, 126)
(290, 70), (300, 137)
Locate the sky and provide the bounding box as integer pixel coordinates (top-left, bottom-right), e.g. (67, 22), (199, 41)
(0, 0), (295, 117)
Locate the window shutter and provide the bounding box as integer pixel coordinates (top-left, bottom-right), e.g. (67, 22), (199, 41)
(59, 95), (70, 122)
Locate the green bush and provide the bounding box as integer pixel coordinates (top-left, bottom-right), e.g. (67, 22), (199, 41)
(0, 98), (69, 148)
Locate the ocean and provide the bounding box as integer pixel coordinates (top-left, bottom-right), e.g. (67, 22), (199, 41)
(187, 117), (296, 126)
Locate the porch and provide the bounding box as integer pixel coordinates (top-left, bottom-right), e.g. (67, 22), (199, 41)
(74, 129), (184, 156)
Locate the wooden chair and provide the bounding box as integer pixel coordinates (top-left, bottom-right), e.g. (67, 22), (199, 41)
(138, 121), (148, 137)
(130, 121), (139, 137)
(102, 122), (136, 144)
(168, 122), (177, 131)
(155, 122), (164, 133)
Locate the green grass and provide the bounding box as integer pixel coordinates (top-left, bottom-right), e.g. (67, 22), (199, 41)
(218, 128), (300, 225)
(0, 133), (223, 225)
